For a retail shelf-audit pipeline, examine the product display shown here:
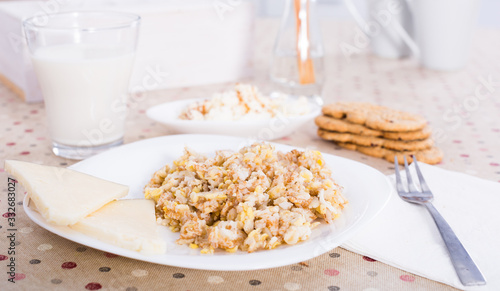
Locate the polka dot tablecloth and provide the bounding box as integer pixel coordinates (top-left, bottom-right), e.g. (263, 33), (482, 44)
(1, 19), (500, 291)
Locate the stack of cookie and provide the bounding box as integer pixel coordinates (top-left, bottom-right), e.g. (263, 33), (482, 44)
(315, 102), (443, 164)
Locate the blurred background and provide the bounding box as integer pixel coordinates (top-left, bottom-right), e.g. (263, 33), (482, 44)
(258, 0), (500, 27)
(1, 0), (500, 103)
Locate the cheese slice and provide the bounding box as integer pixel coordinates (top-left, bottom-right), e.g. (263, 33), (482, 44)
(4, 160), (128, 226)
(70, 199), (166, 255)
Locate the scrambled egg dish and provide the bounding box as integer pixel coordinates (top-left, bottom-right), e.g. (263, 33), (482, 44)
(145, 143), (347, 254)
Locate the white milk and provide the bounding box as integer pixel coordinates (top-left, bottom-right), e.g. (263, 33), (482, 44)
(32, 44), (135, 147)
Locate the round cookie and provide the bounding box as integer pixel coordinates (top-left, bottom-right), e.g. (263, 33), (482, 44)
(315, 115), (382, 136)
(317, 129), (433, 151)
(315, 115), (432, 141)
(322, 102), (427, 132)
(381, 126), (432, 141)
(335, 142), (443, 165)
(390, 147), (443, 165)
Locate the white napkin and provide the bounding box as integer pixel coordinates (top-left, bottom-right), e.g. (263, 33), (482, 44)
(342, 163), (500, 291)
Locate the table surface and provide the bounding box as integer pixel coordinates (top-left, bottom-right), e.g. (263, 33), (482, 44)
(1, 19), (499, 291)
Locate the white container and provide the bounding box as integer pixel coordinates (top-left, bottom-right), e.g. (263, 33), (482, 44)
(343, 0), (480, 70)
(367, 0), (412, 59)
(411, 0), (480, 71)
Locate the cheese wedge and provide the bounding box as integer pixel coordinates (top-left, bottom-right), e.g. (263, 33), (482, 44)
(70, 199), (166, 255)
(4, 160), (128, 226)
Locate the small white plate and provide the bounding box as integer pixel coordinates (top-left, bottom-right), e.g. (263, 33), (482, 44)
(146, 98), (321, 140)
(24, 134), (392, 271)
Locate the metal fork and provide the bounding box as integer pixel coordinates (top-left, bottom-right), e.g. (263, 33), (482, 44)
(394, 156), (486, 286)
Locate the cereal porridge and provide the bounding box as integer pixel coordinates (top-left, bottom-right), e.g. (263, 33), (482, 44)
(144, 143), (347, 254)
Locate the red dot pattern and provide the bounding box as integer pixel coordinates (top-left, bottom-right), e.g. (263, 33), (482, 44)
(15, 273), (26, 281)
(324, 269), (340, 276)
(363, 256), (377, 262)
(85, 282), (102, 290)
(104, 252), (119, 258)
(61, 262), (77, 269)
(400, 275), (416, 282)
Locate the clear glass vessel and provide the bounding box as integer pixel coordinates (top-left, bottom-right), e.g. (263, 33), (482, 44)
(270, 0), (324, 105)
(23, 12), (140, 159)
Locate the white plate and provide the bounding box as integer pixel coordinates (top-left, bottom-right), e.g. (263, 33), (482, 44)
(146, 98), (321, 140)
(24, 134), (392, 271)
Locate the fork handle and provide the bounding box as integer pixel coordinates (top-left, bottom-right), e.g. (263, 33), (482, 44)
(424, 202), (486, 286)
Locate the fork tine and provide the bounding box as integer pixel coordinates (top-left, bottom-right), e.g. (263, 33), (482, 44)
(404, 156), (419, 192)
(412, 155), (431, 192)
(394, 156), (406, 193)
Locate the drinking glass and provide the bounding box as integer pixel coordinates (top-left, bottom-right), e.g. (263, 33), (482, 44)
(23, 11), (140, 159)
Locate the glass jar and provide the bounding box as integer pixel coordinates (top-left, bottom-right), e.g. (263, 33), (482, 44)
(270, 0), (324, 105)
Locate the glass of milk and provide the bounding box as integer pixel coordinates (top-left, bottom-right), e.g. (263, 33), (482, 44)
(23, 12), (140, 159)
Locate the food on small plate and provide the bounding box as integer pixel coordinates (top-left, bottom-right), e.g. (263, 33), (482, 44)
(4, 160), (128, 226)
(71, 199), (166, 255)
(146, 83), (322, 140)
(179, 83), (310, 121)
(144, 142), (347, 254)
(5, 160), (165, 255)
